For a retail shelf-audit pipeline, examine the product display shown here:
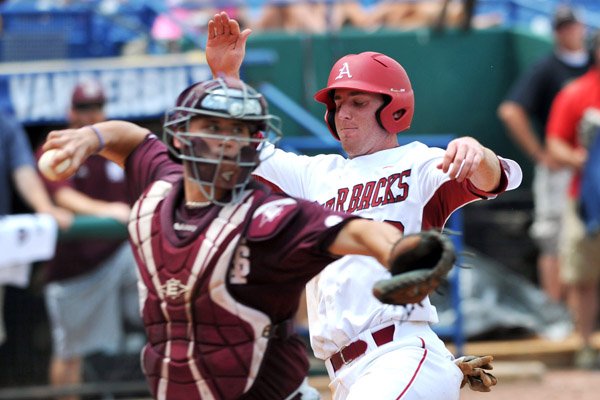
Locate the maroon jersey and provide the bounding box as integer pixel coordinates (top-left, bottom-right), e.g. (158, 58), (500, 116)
(125, 136), (356, 399)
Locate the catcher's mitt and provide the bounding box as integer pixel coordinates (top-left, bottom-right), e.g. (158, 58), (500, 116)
(454, 355), (498, 392)
(372, 230), (455, 305)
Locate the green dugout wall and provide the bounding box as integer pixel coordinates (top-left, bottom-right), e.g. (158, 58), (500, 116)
(243, 28), (553, 189)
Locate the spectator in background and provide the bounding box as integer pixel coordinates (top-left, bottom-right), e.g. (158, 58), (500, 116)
(546, 30), (600, 370)
(39, 80), (142, 399)
(328, 0), (372, 31)
(367, 0), (457, 30)
(250, 0), (327, 33)
(367, 0), (500, 31)
(498, 6), (590, 304)
(0, 112), (72, 347)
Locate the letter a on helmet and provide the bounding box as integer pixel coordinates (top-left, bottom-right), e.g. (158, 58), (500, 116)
(335, 62), (353, 80)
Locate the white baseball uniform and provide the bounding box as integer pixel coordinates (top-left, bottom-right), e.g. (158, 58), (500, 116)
(254, 141), (522, 399)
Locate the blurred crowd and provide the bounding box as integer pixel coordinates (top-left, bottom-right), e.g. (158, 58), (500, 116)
(0, 0), (597, 58)
(0, 0), (506, 57)
(150, 0), (504, 53)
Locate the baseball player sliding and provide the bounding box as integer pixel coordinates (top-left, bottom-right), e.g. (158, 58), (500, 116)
(207, 12), (521, 399)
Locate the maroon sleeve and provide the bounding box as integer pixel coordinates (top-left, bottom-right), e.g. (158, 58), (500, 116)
(467, 158), (510, 197)
(124, 134), (183, 205)
(248, 196), (359, 283)
(422, 158), (510, 230)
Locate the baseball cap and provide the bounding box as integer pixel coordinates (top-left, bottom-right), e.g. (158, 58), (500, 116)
(71, 80), (106, 108)
(552, 6), (580, 30)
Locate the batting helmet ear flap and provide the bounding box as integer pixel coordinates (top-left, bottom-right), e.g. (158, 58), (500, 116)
(380, 99), (414, 135)
(374, 95), (391, 133)
(323, 91), (338, 139)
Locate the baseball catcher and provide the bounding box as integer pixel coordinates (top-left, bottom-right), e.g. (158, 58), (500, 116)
(373, 229), (456, 306)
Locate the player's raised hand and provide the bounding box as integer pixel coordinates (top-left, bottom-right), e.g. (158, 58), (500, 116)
(206, 11), (252, 79)
(437, 137), (485, 182)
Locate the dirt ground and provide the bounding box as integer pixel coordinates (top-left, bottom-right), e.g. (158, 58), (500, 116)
(460, 369), (600, 400)
(311, 368), (600, 400)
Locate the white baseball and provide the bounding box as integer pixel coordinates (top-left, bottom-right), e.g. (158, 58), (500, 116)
(38, 149), (72, 181)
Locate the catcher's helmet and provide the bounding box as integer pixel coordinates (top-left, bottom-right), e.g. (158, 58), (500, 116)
(314, 52), (414, 140)
(163, 77), (281, 205)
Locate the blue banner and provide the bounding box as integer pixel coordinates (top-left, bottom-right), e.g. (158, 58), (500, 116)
(0, 52), (211, 124)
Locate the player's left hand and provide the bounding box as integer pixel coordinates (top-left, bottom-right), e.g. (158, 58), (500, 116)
(206, 11), (251, 79)
(454, 355), (498, 392)
(438, 137), (485, 182)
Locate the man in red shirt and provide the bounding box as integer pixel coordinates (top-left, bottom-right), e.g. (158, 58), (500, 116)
(547, 31), (600, 369)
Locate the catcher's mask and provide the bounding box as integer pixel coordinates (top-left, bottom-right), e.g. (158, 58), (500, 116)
(164, 77), (282, 205)
(314, 52), (414, 140)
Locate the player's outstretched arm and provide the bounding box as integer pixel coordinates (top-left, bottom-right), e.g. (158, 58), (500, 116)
(41, 121), (150, 181)
(206, 11), (252, 79)
(437, 136), (502, 192)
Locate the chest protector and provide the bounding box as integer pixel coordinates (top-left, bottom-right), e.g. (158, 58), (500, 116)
(128, 181), (275, 400)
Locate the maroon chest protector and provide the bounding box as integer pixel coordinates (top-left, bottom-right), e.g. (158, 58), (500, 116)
(129, 181), (278, 400)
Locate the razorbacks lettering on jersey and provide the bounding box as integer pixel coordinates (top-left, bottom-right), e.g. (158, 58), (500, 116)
(254, 142), (522, 359)
(124, 137), (357, 399)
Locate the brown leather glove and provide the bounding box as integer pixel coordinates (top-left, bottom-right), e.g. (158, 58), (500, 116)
(372, 230), (455, 306)
(454, 355), (498, 392)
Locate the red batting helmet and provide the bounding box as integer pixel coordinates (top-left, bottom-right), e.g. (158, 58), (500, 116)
(314, 52), (414, 140)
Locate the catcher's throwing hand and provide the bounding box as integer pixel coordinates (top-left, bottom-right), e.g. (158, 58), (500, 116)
(455, 355), (498, 392)
(372, 230), (455, 305)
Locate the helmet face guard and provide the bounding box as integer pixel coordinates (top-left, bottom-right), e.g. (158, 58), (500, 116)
(314, 52), (415, 140)
(163, 77), (282, 205)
